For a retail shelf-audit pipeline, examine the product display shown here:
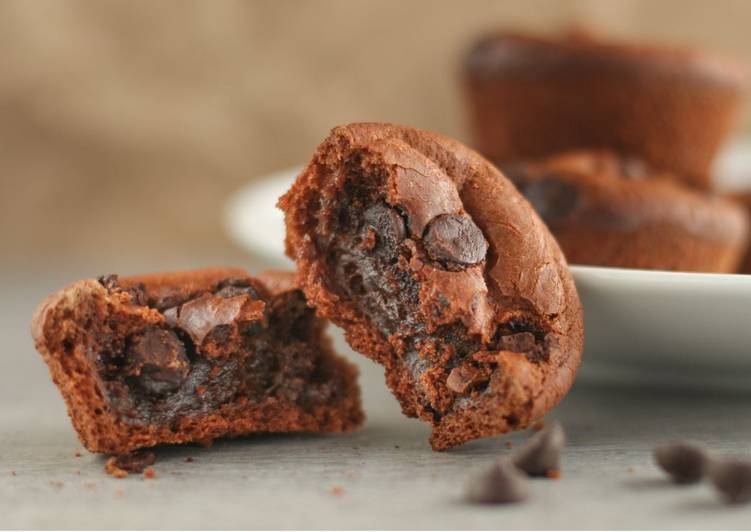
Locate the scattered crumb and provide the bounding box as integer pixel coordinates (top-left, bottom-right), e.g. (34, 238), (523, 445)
(394, 445), (400, 449)
(74, 470), (81, 475)
(627, 466), (635, 474)
(115, 489), (125, 497)
(505, 441), (514, 449)
(185, 457), (194, 463)
(143, 468), (156, 479)
(546, 469), (561, 480)
(84, 482), (97, 490)
(330, 485), (345, 496)
(105, 451), (156, 478)
(531, 420), (545, 431)
(74, 451), (82, 458)
(10, 470), (16, 476)
(49, 480), (64, 489)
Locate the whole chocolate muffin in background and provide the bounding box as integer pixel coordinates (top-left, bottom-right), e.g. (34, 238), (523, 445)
(506, 150), (750, 272)
(280, 122), (584, 450)
(464, 30), (747, 189)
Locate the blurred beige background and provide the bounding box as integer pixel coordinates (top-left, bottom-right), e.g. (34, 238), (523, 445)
(2, 0), (750, 270)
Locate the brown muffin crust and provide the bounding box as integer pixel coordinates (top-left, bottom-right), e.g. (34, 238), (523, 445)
(506, 150), (749, 272)
(279, 123), (583, 450)
(464, 30), (747, 189)
(31, 267), (363, 454)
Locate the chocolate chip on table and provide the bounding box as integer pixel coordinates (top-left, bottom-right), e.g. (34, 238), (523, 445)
(653, 442), (709, 484)
(512, 420), (565, 477)
(423, 214), (488, 267)
(709, 460), (751, 504)
(127, 329), (190, 394)
(363, 203), (406, 250)
(521, 177), (579, 225)
(465, 459), (530, 504)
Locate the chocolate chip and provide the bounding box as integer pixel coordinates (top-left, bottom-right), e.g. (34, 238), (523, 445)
(423, 214), (488, 267)
(709, 460), (751, 504)
(177, 294), (247, 345)
(653, 442), (709, 484)
(214, 278), (260, 299)
(363, 203), (406, 253)
(497, 332), (537, 353)
(127, 329), (190, 394)
(97, 274), (120, 291)
(446, 366), (488, 394)
(465, 459), (530, 504)
(513, 420), (565, 477)
(521, 177), (579, 225)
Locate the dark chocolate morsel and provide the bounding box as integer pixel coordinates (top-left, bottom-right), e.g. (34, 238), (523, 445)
(513, 420), (565, 477)
(653, 442), (710, 484)
(363, 203), (406, 251)
(465, 459), (530, 504)
(423, 214), (488, 267)
(177, 294), (247, 345)
(521, 177), (579, 225)
(446, 366), (488, 394)
(214, 277), (261, 299)
(497, 332), (537, 353)
(127, 329), (190, 394)
(709, 460), (751, 504)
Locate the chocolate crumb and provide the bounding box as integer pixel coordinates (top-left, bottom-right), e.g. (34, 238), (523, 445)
(10, 470), (16, 476)
(505, 441), (513, 449)
(653, 442), (709, 484)
(74, 451), (82, 458)
(185, 457), (194, 463)
(465, 460), (530, 504)
(143, 468), (156, 479)
(513, 420), (565, 477)
(330, 485), (345, 496)
(105, 451), (156, 478)
(546, 469), (561, 479)
(709, 460), (751, 504)
(49, 480), (64, 489)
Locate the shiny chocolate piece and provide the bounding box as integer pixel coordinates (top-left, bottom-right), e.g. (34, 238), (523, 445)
(465, 459), (530, 504)
(423, 214), (488, 267)
(513, 420), (565, 477)
(654, 441), (710, 484)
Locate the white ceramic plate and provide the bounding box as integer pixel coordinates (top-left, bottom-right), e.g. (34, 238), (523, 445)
(226, 142), (751, 388)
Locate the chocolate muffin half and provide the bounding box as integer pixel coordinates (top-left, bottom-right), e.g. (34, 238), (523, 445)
(464, 30), (747, 189)
(280, 123), (583, 450)
(31, 268), (363, 454)
(506, 150), (749, 272)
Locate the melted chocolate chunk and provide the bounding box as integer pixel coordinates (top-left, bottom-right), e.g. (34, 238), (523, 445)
(446, 365), (489, 394)
(362, 203), (406, 256)
(177, 294), (248, 345)
(521, 177), (579, 225)
(710, 460), (751, 504)
(654, 442), (710, 484)
(497, 332), (537, 353)
(513, 420), (565, 477)
(465, 459), (530, 504)
(127, 329), (190, 395)
(423, 214), (488, 267)
(214, 277), (261, 299)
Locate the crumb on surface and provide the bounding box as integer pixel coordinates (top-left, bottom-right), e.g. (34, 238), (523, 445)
(505, 441), (513, 449)
(546, 469), (561, 479)
(84, 482), (97, 490)
(627, 466), (635, 474)
(185, 457), (195, 463)
(74, 451), (82, 458)
(115, 489), (125, 497)
(330, 485), (345, 496)
(49, 480), (64, 489)
(10, 470), (16, 476)
(143, 468), (156, 479)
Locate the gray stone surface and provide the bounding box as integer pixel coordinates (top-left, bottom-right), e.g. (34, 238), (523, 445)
(3, 262), (751, 529)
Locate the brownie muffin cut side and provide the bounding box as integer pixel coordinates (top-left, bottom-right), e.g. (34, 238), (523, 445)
(31, 268), (363, 454)
(280, 123), (584, 450)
